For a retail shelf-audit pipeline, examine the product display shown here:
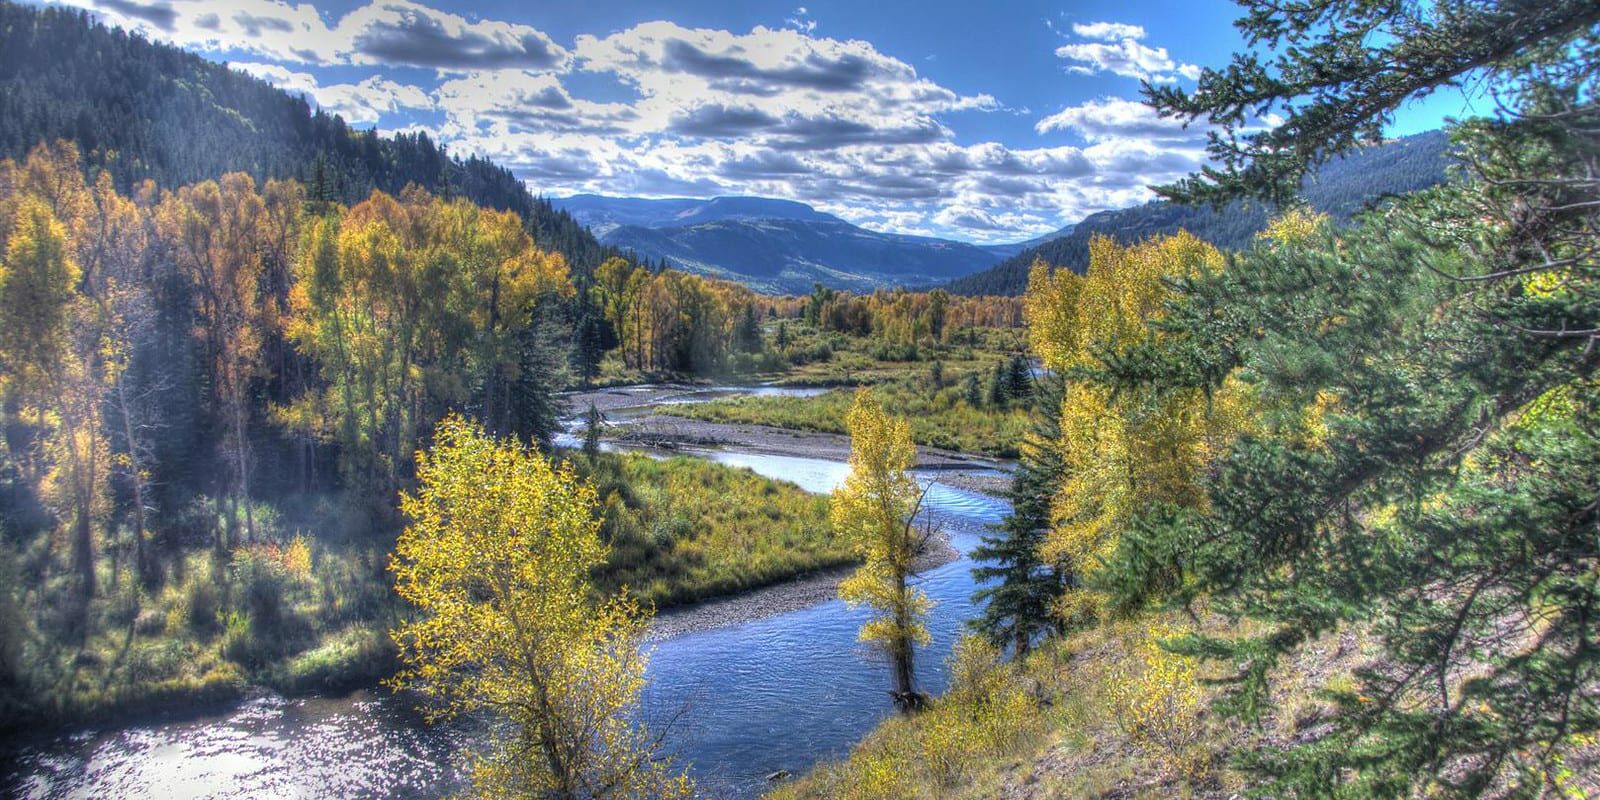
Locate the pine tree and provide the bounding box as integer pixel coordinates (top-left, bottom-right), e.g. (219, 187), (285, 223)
(1088, 3), (1600, 788)
(962, 372), (982, 408)
(1004, 354), (1032, 403)
(985, 362), (1007, 408)
(969, 375), (1065, 656)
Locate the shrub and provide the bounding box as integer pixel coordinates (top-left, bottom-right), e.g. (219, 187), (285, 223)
(1107, 623), (1208, 780)
(179, 574), (221, 636)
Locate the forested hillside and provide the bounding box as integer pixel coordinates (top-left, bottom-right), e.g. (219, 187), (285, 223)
(943, 130), (1450, 295)
(0, 1), (607, 274)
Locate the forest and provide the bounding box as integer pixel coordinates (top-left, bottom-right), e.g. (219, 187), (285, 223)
(0, 137), (1028, 728)
(1, 0), (1597, 798)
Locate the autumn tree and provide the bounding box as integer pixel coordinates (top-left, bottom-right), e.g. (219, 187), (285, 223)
(390, 414), (691, 800)
(0, 193), (108, 598)
(156, 173), (271, 543)
(833, 390), (933, 708)
(286, 188), (573, 511)
(1093, 0), (1600, 792)
(1024, 232), (1250, 626)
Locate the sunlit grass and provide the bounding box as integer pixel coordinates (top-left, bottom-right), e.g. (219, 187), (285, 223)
(664, 379), (1032, 457)
(2, 450), (849, 724)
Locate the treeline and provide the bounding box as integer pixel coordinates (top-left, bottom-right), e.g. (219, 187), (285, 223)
(584, 262), (1026, 376)
(0, 1), (608, 276)
(944, 130), (1450, 296)
(588, 257), (770, 375)
(795, 284), (1023, 341)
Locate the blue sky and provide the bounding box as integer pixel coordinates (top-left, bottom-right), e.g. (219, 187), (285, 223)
(52, 0), (1472, 243)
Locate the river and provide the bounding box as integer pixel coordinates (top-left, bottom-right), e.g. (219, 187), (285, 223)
(4, 386), (1011, 800)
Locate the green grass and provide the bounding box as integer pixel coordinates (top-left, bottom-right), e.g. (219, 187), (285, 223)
(582, 451), (850, 607)
(2, 451), (848, 727)
(766, 325), (1029, 388)
(663, 378), (1032, 458)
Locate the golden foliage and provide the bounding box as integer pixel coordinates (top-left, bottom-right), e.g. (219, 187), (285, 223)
(766, 635), (1044, 800)
(1107, 622), (1208, 780)
(1025, 232), (1253, 624)
(390, 415), (690, 800)
(833, 390), (932, 655)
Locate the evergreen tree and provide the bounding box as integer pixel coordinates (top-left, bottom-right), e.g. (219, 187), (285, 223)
(509, 295), (573, 450)
(1083, 2), (1600, 792)
(1004, 354), (1032, 403)
(961, 372), (982, 407)
(581, 403), (603, 460)
(969, 375), (1065, 656)
(734, 304), (763, 353)
(985, 362), (1008, 408)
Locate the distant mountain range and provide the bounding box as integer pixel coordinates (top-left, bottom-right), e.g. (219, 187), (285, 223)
(942, 130), (1453, 296)
(556, 130), (1445, 296)
(554, 195), (1032, 294)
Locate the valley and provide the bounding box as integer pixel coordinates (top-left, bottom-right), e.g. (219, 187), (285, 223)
(1, 1), (1596, 799)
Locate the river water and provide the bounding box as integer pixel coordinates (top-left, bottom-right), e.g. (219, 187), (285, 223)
(3, 386), (1011, 800)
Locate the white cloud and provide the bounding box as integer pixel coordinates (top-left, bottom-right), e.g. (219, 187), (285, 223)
(232, 62), (431, 125)
(784, 6), (816, 34)
(1053, 20), (1199, 84)
(1071, 21), (1146, 41)
(1034, 96), (1196, 143)
(336, 1), (568, 70)
(73, 0), (568, 70)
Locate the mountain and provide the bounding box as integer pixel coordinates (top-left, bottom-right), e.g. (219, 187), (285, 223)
(943, 130), (1452, 296)
(555, 195), (843, 237)
(556, 195), (1024, 294)
(0, 1), (610, 275)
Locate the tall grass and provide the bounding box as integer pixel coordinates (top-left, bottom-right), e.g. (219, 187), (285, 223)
(581, 452), (850, 607)
(665, 379), (1032, 458)
(2, 448), (850, 726)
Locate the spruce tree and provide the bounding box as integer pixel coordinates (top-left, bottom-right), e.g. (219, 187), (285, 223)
(961, 371), (983, 408)
(969, 375), (1066, 656)
(1085, 3), (1600, 789)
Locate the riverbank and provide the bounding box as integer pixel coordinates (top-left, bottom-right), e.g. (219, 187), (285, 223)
(648, 529), (959, 640)
(565, 384), (1008, 471)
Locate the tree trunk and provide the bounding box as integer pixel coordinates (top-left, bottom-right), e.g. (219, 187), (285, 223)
(115, 378), (151, 586)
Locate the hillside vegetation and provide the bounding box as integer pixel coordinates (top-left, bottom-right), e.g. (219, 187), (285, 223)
(785, 1), (1600, 796)
(0, 1), (608, 274)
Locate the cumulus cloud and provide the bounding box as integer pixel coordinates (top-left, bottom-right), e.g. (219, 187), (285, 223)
(66, 1), (1220, 242)
(338, 1), (568, 70)
(1054, 21), (1200, 83)
(1034, 96), (1197, 143)
(75, 0), (568, 70)
(96, 0), (177, 30)
(233, 62), (432, 126)
(576, 22), (921, 94)
(434, 71), (634, 134)
(1071, 21), (1145, 41)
